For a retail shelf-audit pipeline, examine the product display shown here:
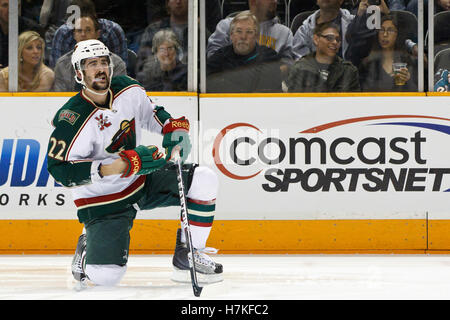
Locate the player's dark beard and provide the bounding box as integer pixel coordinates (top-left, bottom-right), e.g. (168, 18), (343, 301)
(91, 72), (109, 90)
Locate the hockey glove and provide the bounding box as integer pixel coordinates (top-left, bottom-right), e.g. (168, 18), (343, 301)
(118, 145), (166, 178)
(162, 117), (192, 162)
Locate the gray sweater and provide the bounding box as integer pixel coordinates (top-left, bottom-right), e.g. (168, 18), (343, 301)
(292, 9), (355, 60)
(52, 50), (127, 92)
(206, 16), (296, 62)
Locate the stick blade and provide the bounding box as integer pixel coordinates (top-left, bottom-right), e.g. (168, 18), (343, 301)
(193, 285), (203, 297)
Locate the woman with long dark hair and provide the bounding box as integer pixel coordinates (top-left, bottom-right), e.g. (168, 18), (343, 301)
(357, 14), (418, 91)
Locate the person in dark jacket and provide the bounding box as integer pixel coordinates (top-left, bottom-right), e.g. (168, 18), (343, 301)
(345, 2), (418, 92)
(136, 28), (187, 91)
(287, 21), (360, 92)
(357, 14), (417, 92)
(206, 10), (282, 93)
(136, 0), (188, 73)
(136, 0), (212, 75)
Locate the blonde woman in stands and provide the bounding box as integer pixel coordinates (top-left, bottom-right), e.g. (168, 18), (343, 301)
(0, 30), (54, 91)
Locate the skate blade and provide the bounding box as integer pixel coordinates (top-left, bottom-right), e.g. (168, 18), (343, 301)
(171, 267), (223, 284)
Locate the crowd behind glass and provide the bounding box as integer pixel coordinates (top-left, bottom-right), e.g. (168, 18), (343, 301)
(0, 0), (449, 93)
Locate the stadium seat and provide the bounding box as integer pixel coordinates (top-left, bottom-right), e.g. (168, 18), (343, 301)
(290, 11), (314, 35)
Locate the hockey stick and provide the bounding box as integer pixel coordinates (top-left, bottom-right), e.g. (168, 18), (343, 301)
(173, 148), (203, 297)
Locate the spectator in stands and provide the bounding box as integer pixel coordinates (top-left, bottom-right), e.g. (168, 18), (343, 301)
(345, 0), (391, 67)
(341, 0), (361, 13)
(205, 0), (223, 33)
(39, 0), (71, 30)
(39, 0), (72, 66)
(91, 0), (149, 54)
(146, 0), (221, 32)
(434, 69), (449, 92)
(136, 0), (189, 75)
(383, 0), (406, 11)
(292, 0), (355, 60)
(342, 0), (408, 14)
(433, 0), (450, 56)
(207, 0), (295, 63)
(346, 0), (423, 63)
(288, 0), (319, 25)
(398, 0), (448, 31)
(49, 0), (127, 68)
(136, 29), (187, 91)
(0, 30), (54, 91)
(0, 0), (8, 68)
(287, 22), (360, 92)
(206, 10), (282, 93)
(145, 0), (168, 25)
(357, 14), (418, 91)
(52, 14), (126, 92)
(0, 0), (45, 68)
(435, 0), (450, 12)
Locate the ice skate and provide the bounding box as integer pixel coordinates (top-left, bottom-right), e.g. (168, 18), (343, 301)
(71, 234), (87, 283)
(171, 228), (223, 284)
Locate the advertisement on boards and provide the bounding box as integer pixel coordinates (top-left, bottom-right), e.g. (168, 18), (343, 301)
(0, 95), (198, 220)
(200, 96), (450, 221)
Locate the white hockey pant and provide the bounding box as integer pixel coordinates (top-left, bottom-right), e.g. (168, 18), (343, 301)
(85, 264), (127, 286)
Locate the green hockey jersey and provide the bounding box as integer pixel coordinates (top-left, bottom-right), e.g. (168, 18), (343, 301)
(47, 75), (172, 222)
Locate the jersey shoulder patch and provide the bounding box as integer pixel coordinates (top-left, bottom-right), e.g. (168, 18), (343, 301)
(51, 93), (94, 129)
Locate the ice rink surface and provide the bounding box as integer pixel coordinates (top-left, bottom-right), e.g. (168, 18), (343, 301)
(1, 254), (450, 301)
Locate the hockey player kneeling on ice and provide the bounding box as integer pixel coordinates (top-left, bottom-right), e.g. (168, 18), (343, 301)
(47, 39), (222, 287)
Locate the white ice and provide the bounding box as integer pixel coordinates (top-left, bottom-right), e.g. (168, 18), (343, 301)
(0, 254), (450, 300)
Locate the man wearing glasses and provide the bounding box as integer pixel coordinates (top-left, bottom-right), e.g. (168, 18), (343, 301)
(207, 0), (295, 63)
(292, 0), (355, 60)
(53, 14), (126, 92)
(206, 10), (282, 93)
(287, 22), (360, 92)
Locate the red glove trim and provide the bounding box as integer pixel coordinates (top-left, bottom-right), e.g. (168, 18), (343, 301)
(119, 149), (142, 178)
(151, 146), (164, 160)
(162, 117), (190, 134)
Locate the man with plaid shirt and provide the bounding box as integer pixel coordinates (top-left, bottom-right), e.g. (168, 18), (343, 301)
(49, 17), (127, 68)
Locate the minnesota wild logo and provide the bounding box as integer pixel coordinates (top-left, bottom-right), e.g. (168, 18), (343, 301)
(105, 118), (136, 153)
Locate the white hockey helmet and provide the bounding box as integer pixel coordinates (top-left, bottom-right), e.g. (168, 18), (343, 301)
(71, 39), (114, 87)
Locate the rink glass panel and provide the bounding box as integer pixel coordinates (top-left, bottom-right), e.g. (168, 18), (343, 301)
(7, 0), (190, 92)
(201, 1), (431, 94)
(3, 0), (442, 92)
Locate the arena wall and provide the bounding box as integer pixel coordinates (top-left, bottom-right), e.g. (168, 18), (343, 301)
(0, 92), (449, 254)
